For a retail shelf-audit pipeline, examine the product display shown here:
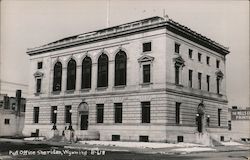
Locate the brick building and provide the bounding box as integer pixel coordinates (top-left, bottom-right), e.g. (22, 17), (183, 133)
(23, 16), (229, 144)
(0, 90), (26, 137)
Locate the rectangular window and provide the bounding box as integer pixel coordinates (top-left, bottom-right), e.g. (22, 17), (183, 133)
(114, 103), (122, 123)
(189, 70), (193, 88)
(112, 135), (120, 141)
(176, 102), (181, 124)
(175, 66), (180, 85)
(217, 78), (220, 94)
(198, 72), (202, 89)
(228, 120), (231, 130)
(36, 79), (41, 93)
(139, 136), (149, 142)
(207, 75), (210, 91)
(65, 105), (71, 123)
(143, 64), (150, 83)
(33, 107), (39, 123)
(216, 60), (220, 68)
(218, 109), (221, 126)
(97, 104), (104, 123)
(206, 56), (210, 65)
(198, 53), (202, 62)
(37, 62), (43, 69)
(175, 43), (180, 53)
(188, 49), (193, 59)
(142, 42), (151, 52)
(141, 102), (150, 123)
(51, 106), (57, 124)
(177, 136), (184, 142)
(4, 119), (10, 125)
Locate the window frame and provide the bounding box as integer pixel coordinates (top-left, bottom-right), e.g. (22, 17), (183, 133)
(216, 60), (220, 68)
(37, 61), (43, 69)
(36, 78), (42, 93)
(175, 43), (180, 54)
(188, 49), (193, 59)
(206, 56), (210, 65)
(66, 59), (77, 91)
(198, 53), (202, 62)
(198, 72), (202, 90)
(97, 54), (109, 88)
(189, 70), (193, 88)
(81, 57), (92, 89)
(218, 108), (222, 126)
(141, 102), (150, 123)
(142, 64), (151, 83)
(207, 75), (210, 92)
(53, 62), (62, 92)
(114, 103), (122, 123)
(4, 119), (10, 125)
(175, 65), (180, 85)
(115, 51), (127, 86)
(142, 42), (152, 52)
(96, 104), (104, 123)
(33, 107), (39, 124)
(175, 102), (181, 124)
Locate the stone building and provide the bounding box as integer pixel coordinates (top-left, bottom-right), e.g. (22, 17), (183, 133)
(23, 16), (229, 143)
(0, 90), (26, 137)
(228, 106), (250, 142)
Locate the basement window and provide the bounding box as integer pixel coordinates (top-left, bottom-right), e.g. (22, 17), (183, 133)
(4, 119), (10, 125)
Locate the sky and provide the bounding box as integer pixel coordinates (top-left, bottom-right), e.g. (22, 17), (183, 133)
(0, 0), (249, 107)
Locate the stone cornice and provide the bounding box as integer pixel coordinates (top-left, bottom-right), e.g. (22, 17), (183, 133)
(27, 16), (229, 56)
(26, 87), (228, 104)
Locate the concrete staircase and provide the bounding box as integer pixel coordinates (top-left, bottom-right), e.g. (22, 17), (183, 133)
(195, 132), (224, 146)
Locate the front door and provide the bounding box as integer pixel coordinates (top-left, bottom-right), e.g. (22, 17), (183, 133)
(80, 114), (88, 130)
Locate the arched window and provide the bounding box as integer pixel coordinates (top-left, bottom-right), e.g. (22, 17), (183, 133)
(81, 57), (92, 89)
(115, 51), (127, 86)
(97, 54), (108, 87)
(67, 59), (76, 90)
(53, 62), (62, 91)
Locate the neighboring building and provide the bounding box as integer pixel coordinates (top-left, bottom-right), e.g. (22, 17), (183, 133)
(228, 106), (250, 141)
(0, 81), (28, 98)
(23, 16), (229, 144)
(0, 90), (26, 137)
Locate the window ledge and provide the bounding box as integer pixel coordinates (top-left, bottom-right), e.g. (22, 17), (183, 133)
(142, 51), (152, 54)
(34, 93), (41, 96)
(80, 88), (91, 92)
(140, 82), (153, 86)
(65, 90), (75, 94)
(175, 84), (183, 87)
(113, 85), (126, 89)
(51, 91), (61, 95)
(217, 93), (223, 97)
(96, 87), (108, 91)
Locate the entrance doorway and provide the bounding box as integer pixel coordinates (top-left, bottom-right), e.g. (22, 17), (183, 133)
(78, 102), (89, 130)
(80, 114), (88, 130)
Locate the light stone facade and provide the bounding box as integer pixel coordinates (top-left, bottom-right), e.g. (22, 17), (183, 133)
(23, 17), (229, 143)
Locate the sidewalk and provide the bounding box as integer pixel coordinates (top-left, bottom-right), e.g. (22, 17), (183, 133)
(0, 138), (249, 155)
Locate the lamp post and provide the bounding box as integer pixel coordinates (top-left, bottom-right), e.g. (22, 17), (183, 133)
(52, 110), (57, 130)
(195, 113), (199, 125)
(68, 109), (73, 130)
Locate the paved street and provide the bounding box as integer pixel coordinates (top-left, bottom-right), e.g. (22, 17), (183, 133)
(0, 141), (249, 160)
